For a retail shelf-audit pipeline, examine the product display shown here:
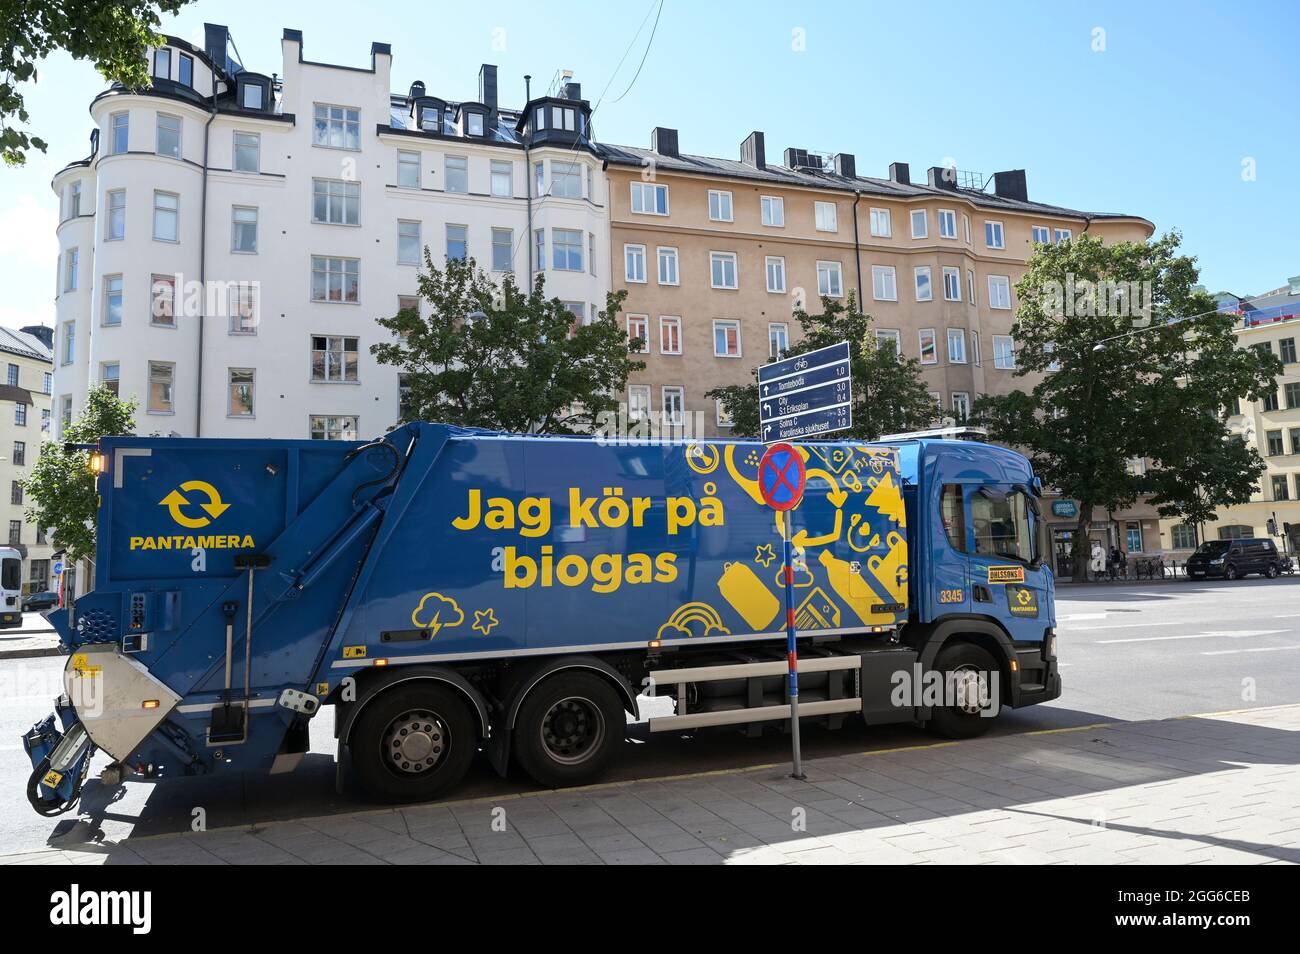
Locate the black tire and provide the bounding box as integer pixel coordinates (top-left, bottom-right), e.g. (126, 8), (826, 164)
(927, 642), (1001, 740)
(351, 684), (477, 803)
(513, 672), (625, 788)
(1224, 564), (1238, 581)
(1265, 563), (1278, 579)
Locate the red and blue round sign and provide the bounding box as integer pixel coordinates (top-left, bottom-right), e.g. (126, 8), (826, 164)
(758, 443), (806, 511)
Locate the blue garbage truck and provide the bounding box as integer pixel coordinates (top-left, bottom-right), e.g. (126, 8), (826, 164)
(23, 423), (1059, 811)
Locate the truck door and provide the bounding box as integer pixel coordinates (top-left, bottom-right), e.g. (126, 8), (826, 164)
(966, 484), (1050, 641)
(932, 483), (970, 614)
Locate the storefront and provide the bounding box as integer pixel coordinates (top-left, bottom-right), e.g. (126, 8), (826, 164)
(1045, 498), (1164, 579)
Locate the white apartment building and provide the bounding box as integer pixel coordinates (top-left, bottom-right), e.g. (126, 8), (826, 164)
(51, 24), (609, 441)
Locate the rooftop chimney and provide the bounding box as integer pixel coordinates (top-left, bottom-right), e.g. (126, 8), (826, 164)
(741, 131), (766, 170)
(479, 64), (498, 113)
(205, 23), (231, 71)
(889, 162), (910, 185)
(992, 169), (1028, 202)
(651, 127), (679, 157)
(833, 153), (856, 178)
(927, 165), (958, 190)
(408, 80), (426, 102)
(562, 80), (582, 101)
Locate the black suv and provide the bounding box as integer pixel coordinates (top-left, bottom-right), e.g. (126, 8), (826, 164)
(1186, 538), (1281, 580)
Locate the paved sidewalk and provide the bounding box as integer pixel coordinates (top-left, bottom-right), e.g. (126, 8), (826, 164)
(5, 705), (1299, 865)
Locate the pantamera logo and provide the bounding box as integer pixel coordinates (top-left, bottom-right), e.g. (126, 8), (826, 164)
(128, 479), (256, 552)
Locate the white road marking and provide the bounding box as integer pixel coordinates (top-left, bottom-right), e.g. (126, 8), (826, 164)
(1064, 620), (1188, 632)
(1202, 644), (1300, 656)
(1097, 630), (1284, 645)
(1056, 612), (1109, 622)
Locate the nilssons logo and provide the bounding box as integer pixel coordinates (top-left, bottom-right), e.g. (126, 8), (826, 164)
(128, 479), (255, 552)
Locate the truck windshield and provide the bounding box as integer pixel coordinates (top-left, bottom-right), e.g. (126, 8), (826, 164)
(971, 488), (1035, 563)
(1194, 541), (1230, 555)
(1, 558), (20, 592)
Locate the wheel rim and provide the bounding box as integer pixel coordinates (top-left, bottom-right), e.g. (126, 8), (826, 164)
(382, 708), (450, 776)
(539, 696), (605, 765)
(949, 665), (989, 715)
(1226, 566), (1236, 579)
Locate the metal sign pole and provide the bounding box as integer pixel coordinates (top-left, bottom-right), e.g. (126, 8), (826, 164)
(782, 507), (805, 780)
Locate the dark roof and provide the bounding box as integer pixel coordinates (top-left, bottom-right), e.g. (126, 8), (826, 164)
(0, 327), (52, 363)
(0, 385), (34, 406)
(598, 143), (1148, 224)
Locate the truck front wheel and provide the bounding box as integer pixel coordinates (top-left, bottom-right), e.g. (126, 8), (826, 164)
(352, 684), (477, 802)
(928, 643), (1000, 740)
(514, 673), (625, 788)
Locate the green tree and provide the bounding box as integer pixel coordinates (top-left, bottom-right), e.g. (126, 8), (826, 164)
(3, 1), (192, 165)
(971, 232), (1280, 573)
(21, 385), (136, 561)
(1142, 424), (1264, 545)
(707, 293), (938, 440)
(371, 254), (644, 433)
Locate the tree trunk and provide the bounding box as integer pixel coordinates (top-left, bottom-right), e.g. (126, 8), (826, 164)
(1072, 504), (1094, 583)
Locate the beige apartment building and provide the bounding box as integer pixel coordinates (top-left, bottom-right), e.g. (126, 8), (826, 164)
(602, 129), (1155, 574)
(0, 327), (55, 594)
(1158, 280), (1300, 556)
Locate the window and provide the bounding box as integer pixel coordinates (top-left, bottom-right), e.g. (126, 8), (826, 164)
(815, 201), (838, 232)
(445, 224), (467, 261)
(101, 362), (120, 396)
(310, 415), (358, 441)
(589, 233), (596, 276)
(103, 275), (123, 326)
(938, 209), (957, 239)
(1267, 430), (1284, 455)
(61, 322), (74, 365)
(1291, 428), (1300, 455)
(311, 257), (359, 303)
(444, 156), (468, 193)
(708, 190), (733, 222)
(971, 487), (1034, 563)
(659, 316), (682, 355)
(551, 161), (582, 198)
(942, 266), (961, 302)
(8, 482), (20, 505)
(490, 159), (513, 197)
(551, 228), (583, 271)
(68, 181), (81, 218)
(398, 220), (421, 265)
(715, 399), (734, 428)
(869, 208), (891, 237)
(657, 247), (678, 285)
(872, 265), (897, 301)
(710, 252), (738, 289)
(988, 275), (1012, 310)
(1264, 389), (1280, 412)
(15, 403), (26, 426)
(106, 189), (126, 240)
(876, 328), (901, 357)
(149, 273), (174, 326)
(156, 113), (181, 158)
(713, 319), (741, 357)
(178, 52), (193, 87)
(1031, 225), (1050, 244)
(817, 261), (843, 297)
(228, 368), (255, 417)
(993, 334), (1015, 369)
(229, 283), (256, 333)
(919, 329), (938, 364)
(769, 322), (789, 359)
(148, 361), (174, 413)
(951, 392), (971, 421)
(11, 441), (23, 467)
(985, 220), (1005, 249)
(1218, 525), (1253, 541)
(57, 399), (68, 431)
(153, 48), (171, 79)
(1171, 524), (1197, 549)
(4, 366), (14, 387)
(491, 228), (513, 272)
(947, 329), (967, 364)
(1286, 382), (1300, 409)
(1054, 228), (1072, 243)
(109, 112), (129, 154)
(940, 485), (966, 551)
(661, 387), (685, 425)
(630, 181), (668, 215)
(233, 131), (260, 172)
(967, 269), (976, 305)
(628, 385), (651, 421)
(43, 372), (51, 394)
(1273, 475), (1290, 501)
(231, 206), (258, 253)
(910, 209), (928, 239)
(534, 229), (545, 271)
(63, 248), (78, 292)
(312, 336), (359, 382)
(624, 244), (646, 282)
(760, 195), (784, 227)
(397, 150), (420, 188)
(466, 112), (485, 137)
(962, 214), (971, 244)
(766, 256), (786, 293)
(397, 295), (419, 317)
(313, 104), (360, 150)
(914, 266), (933, 302)
(241, 83), (263, 110)
(152, 191), (178, 241)
(627, 315), (649, 353)
(1280, 338), (1297, 363)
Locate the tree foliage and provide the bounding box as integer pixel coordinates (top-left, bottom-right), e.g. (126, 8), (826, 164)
(708, 293), (939, 440)
(971, 232), (1280, 568)
(372, 254), (644, 434)
(22, 385), (136, 561)
(3, 1), (192, 165)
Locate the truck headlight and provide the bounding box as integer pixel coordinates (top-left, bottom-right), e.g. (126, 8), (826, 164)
(1210, 558), (1224, 565)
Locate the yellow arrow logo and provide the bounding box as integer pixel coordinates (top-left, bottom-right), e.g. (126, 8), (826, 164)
(159, 480), (230, 528)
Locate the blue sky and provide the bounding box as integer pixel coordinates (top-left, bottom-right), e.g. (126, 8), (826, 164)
(2, 0), (1297, 331)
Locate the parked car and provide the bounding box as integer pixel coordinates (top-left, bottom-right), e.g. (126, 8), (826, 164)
(1186, 539), (1281, 580)
(21, 591), (58, 612)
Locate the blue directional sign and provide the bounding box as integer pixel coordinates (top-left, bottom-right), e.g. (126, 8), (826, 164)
(757, 341), (852, 442)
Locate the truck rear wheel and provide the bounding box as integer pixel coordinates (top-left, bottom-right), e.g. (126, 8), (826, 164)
(352, 684), (476, 803)
(514, 673), (624, 788)
(928, 643), (1000, 740)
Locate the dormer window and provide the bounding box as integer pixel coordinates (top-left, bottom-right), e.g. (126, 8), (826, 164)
(555, 106), (576, 131)
(466, 112), (485, 137)
(420, 109), (438, 132)
(178, 52), (193, 87)
(153, 48), (171, 80)
(242, 83), (263, 110)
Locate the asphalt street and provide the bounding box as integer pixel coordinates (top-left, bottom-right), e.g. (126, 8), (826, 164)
(1, 576), (1298, 855)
